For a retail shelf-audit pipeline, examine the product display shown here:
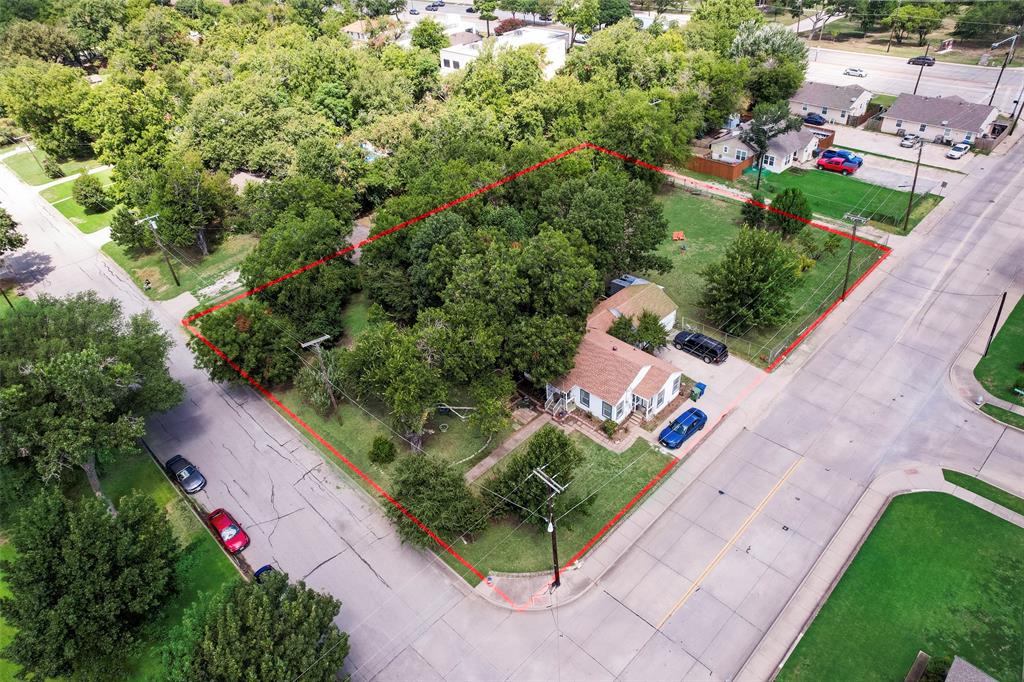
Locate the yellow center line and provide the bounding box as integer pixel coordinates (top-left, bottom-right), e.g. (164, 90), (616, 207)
(655, 458), (802, 630)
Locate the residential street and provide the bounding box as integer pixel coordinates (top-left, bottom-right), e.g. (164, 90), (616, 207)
(2, 128), (1023, 680)
(806, 47), (1024, 114)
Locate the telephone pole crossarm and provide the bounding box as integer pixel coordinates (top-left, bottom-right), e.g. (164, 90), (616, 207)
(531, 466), (566, 590)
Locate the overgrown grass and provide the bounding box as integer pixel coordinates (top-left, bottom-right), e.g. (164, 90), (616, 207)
(340, 291), (372, 346)
(2, 152), (101, 186)
(447, 435), (671, 581)
(101, 234), (258, 301)
(648, 189), (883, 365)
(981, 403), (1024, 431)
(943, 470), (1024, 517)
(778, 493), (1024, 682)
(974, 297), (1024, 407)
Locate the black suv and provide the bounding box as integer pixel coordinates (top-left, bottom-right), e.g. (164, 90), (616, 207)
(908, 55), (935, 66)
(673, 331), (728, 364)
(164, 455), (207, 494)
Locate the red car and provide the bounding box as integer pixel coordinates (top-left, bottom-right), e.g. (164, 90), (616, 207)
(208, 508), (250, 554)
(816, 156), (859, 175)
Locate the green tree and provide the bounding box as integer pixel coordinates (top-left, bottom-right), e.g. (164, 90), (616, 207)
(607, 313), (637, 344)
(235, 175), (357, 235)
(0, 489), (179, 680)
(598, 0), (632, 26)
(556, 0), (600, 46)
(634, 310), (668, 352)
(766, 186), (811, 237)
(161, 570), (348, 682)
(730, 19), (808, 64)
(884, 4), (942, 45)
(742, 191), (767, 228)
(953, 1), (1024, 41)
(748, 59), (806, 105)
(410, 17), (449, 52)
(0, 20), (80, 62)
(293, 136), (342, 185)
(108, 205), (152, 251)
(486, 424), (590, 527)
(468, 372), (515, 440)
(505, 314), (583, 386)
(0, 206), (28, 261)
(105, 6), (191, 71)
(740, 100), (803, 190)
(685, 0), (763, 54)
(477, 0), (499, 35)
(387, 455), (486, 547)
(699, 227), (799, 334)
(0, 293), (183, 502)
(77, 76), (173, 167)
(72, 172), (108, 212)
(239, 208), (359, 337)
(368, 435), (398, 464)
(64, 0), (127, 48)
(188, 299), (302, 387)
(0, 59), (90, 159)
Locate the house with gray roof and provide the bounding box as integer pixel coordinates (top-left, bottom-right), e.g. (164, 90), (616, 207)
(761, 128), (819, 173)
(880, 93), (998, 144)
(789, 82), (872, 126)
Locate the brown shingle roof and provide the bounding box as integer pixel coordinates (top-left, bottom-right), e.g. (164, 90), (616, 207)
(591, 283), (677, 323)
(884, 93), (996, 133)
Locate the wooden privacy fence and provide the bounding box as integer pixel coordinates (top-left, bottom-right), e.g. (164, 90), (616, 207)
(686, 154), (754, 181)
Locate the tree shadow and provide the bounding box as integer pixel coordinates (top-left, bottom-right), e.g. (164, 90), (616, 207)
(5, 250), (54, 288)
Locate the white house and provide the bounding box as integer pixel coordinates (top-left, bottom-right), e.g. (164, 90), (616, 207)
(760, 128), (819, 173)
(439, 27), (569, 80)
(789, 82), (872, 125)
(545, 284), (683, 425)
(880, 93), (998, 144)
(709, 130), (754, 164)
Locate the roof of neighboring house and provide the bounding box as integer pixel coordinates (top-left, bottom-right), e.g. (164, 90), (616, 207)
(946, 657), (997, 682)
(790, 82), (870, 110)
(553, 284), (680, 402)
(448, 31), (483, 46)
(767, 128), (818, 158)
(884, 93), (997, 132)
(342, 18), (398, 33)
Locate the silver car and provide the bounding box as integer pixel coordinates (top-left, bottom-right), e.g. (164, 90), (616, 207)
(165, 455), (207, 494)
(900, 134), (921, 148)
(844, 67), (867, 77)
(946, 143), (970, 159)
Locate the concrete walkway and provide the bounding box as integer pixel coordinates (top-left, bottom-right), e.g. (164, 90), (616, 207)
(737, 465), (1024, 681)
(464, 413), (552, 483)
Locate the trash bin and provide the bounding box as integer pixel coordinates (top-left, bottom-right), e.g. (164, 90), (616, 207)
(690, 382), (707, 401)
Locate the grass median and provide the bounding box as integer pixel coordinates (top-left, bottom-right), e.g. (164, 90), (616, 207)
(974, 296), (1024, 407)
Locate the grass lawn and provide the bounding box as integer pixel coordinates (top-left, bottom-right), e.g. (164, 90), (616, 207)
(943, 470), (1024, 517)
(0, 286), (30, 319)
(742, 167), (941, 232)
(649, 189), (884, 365)
(2, 152), (101, 187)
(973, 296), (1024, 407)
(448, 435), (671, 581)
(0, 450), (239, 680)
(102, 233), (258, 301)
(340, 291), (372, 346)
(275, 387), (509, 496)
(981, 403), (1024, 431)
(40, 170), (118, 234)
(870, 93), (897, 109)
(778, 493), (1024, 682)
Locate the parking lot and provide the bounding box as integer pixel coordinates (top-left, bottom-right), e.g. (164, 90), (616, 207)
(831, 126), (973, 169)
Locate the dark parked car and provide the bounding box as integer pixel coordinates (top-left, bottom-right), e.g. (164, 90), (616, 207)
(425, 4), (438, 9)
(466, 5), (478, 11)
(820, 149), (863, 166)
(908, 55), (935, 66)
(254, 565), (276, 583)
(816, 156), (859, 175)
(409, 7), (419, 14)
(164, 455), (206, 494)
(208, 508), (250, 554)
(658, 408), (708, 449)
(673, 331), (728, 364)
(803, 113), (827, 126)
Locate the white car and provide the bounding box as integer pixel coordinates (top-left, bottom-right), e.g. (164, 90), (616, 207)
(900, 134), (921, 148)
(844, 67), (867, 77)
(946, 143), (971, 159)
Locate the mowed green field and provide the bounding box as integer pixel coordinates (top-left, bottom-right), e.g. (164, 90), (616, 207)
(778, 493), (1024, 682)
(974, 296), (1024, 407)
(40, 169), (117, 233)
(2, 152), (101, 186)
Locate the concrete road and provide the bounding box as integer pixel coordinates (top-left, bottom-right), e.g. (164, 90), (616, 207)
(806, 47), (1024, 114)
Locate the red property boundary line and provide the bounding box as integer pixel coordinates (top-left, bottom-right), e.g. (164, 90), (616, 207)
(182, 142), (891, 609)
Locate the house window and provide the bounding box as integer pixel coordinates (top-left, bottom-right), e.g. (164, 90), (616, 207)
(579, 389), (590, 408)
(443, 58), (450, 68)
(722, 145), (729, 154)
(764, 155), (776, 167)
(821, 107), (828, 114)
(601, 401), (612, 419)
(943, 127), (952, 139)
(672, 375), (681, 395)
(802, 104), (807, 112)
(735, 149), (747, 161)
(895, 119), (903, 128)
(791, 151), (798, 162)
(615, 401), (626, 419)
(656, 389), (665, 407)
(965, 132), (973, 141)
(918, 123), (927, 133)
(453, 61), (460, 69)
(840, 110), (847, 118)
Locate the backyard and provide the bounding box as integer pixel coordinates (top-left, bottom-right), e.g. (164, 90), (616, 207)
(2, 151), (102, 186)
(0, 450), (239, 681)
(649, 188), (885, 365)
(40, 169), (117, 233)
(102, 233), (258, 302)
(974, 296), (1024, 407)
(778, 493), (1024, 682)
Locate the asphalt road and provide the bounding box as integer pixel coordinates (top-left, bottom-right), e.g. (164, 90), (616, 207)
(3, 128), (1023, 681)
(806, 47), (1024, 114)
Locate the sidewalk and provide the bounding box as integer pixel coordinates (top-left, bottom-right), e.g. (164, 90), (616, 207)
(464, 413), (552, 483)
(738, 465), (1024, 681)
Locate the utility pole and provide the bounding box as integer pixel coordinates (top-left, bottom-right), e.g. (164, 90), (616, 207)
(902, 138), (925, 233)
(988, 34), (1018, 107)
(983, 292), (1008, 358)
(531, 466), (565, 590)
(136, 214), (181, 287)
(300, 334), (337, 411)
(912, 43), (930, 95)
(841, 215), (866, 301)
(886, 0), (900, 53)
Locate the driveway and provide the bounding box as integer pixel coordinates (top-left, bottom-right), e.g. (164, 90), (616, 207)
(831, 126), (973, 169)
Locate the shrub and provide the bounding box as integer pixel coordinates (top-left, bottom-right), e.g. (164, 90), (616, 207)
(601, 419), (617, 437)
(387, 455), (485, 547)
(368, 436), (397, 464)
(742, 191), (767, 229)
(72, 173), (108, 212)
(494, 18), (526, 35)
(42, 156), (63, 179)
